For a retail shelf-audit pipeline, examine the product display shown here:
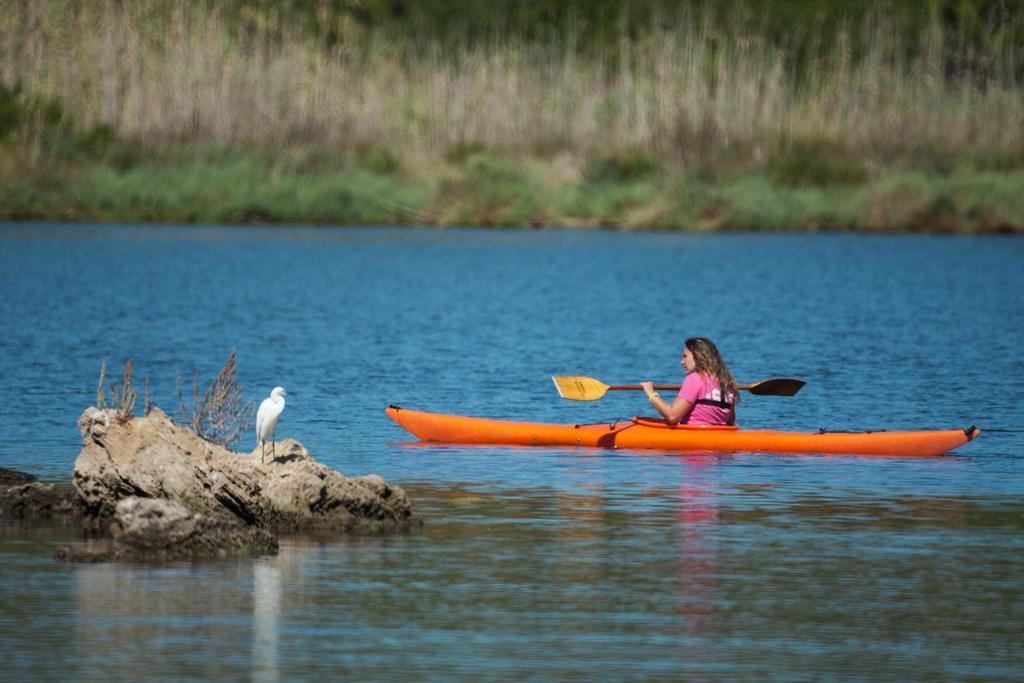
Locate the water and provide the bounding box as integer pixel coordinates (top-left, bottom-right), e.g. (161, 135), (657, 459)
(1, 223), (1022, 679)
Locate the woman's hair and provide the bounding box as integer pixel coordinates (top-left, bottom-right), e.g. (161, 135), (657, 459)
(684, 337), (740, 404)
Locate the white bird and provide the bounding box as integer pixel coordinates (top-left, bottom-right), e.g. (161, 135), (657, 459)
(256, 386), (287, 463)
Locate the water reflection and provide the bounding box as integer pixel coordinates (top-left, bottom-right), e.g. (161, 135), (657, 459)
(252, 558), (281, 682)
(0, 223), (601, 247)
(0, 481), (1005, 678)
(72, 560), (250, 678)
(673, 456), (719, 673)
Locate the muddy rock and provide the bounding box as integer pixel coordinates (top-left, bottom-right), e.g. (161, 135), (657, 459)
(0, 467), (37, 485)
(55, 497), (278, 562)
(0, 481), (82, 521)
(74, 407), (414, 534)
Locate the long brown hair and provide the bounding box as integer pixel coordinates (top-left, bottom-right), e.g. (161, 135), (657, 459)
(685, 337), (740, 404)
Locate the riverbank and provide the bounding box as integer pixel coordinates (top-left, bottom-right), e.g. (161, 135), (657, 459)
(2, 148), (1022, 232)
(3, 2), (1023, 232)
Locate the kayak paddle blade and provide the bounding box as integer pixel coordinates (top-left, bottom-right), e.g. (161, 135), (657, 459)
(552, 376), (610, 401)
(740, 378), (806, 396)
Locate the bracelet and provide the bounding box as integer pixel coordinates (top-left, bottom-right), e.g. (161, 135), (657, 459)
(648, 391), (660, 403)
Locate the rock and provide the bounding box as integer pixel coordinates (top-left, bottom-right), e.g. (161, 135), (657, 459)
(0, 482), (82, 521)
(73, 407), (414, 534)
(77, 407), (110, 438)
(55, 497), (278, 562)
(0, 467), (37, 485)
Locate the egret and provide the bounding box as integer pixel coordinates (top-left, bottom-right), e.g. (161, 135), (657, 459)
(256, 386), (287, 463)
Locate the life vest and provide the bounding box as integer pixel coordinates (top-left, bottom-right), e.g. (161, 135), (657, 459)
(694, 397), (734, 409)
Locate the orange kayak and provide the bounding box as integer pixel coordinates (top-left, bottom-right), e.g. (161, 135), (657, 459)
(385, 406), (980, 457)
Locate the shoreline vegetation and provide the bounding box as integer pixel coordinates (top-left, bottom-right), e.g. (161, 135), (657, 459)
(2, 1), (1023, 232)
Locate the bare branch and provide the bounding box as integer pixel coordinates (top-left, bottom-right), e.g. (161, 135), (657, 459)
(96, 360), (107, 409)
(177, 350), (255, 449)
(143, 377), (154, 416)
(106, 359), (138, 424)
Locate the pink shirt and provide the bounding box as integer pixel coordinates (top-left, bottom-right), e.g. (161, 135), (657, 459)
(677, 373), (735, 425)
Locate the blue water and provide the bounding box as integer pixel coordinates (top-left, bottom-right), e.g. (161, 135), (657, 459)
(1, 223), (1023, 679)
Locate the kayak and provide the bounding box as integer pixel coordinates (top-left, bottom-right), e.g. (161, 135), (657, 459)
(385, 406), (980, 457)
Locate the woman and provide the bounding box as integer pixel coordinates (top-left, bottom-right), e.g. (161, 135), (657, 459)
(641, 337), (739, 426)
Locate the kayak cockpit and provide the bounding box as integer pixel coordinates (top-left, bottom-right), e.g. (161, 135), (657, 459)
(630, 417), (739, 430)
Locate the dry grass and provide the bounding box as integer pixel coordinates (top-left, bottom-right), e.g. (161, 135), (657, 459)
(96, 359), (140, 423)
(177, 350), (254, 449)
(3, 2), (1021, 170)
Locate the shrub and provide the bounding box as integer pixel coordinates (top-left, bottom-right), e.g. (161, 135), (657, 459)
(0, 82), (65, 143)
(0, 83), (23, 140)
(444, 140), (488, 163)
(358, 146), (401, 175)
(177, 351), (254, 449)
(435, 153), (539, 226)
(96, 359), (142, 424)
(583, 151), (662, 184)
(769, 139), (869, 187)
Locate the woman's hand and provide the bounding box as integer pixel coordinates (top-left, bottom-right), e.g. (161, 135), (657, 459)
(640, 381), (690, 425)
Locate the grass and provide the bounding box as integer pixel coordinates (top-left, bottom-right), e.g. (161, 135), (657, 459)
(1, 1), (1023, 232)
(3, 147), (1022, 232)
(5, 2), (1023, 165)
(0, 152), (431, 225)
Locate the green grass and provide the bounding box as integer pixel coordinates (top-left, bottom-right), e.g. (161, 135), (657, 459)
(0, 154), (429, 225)
(2, 143), (1021, 232)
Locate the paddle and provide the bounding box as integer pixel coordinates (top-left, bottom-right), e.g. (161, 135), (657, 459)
(552, 375), (805, 401)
